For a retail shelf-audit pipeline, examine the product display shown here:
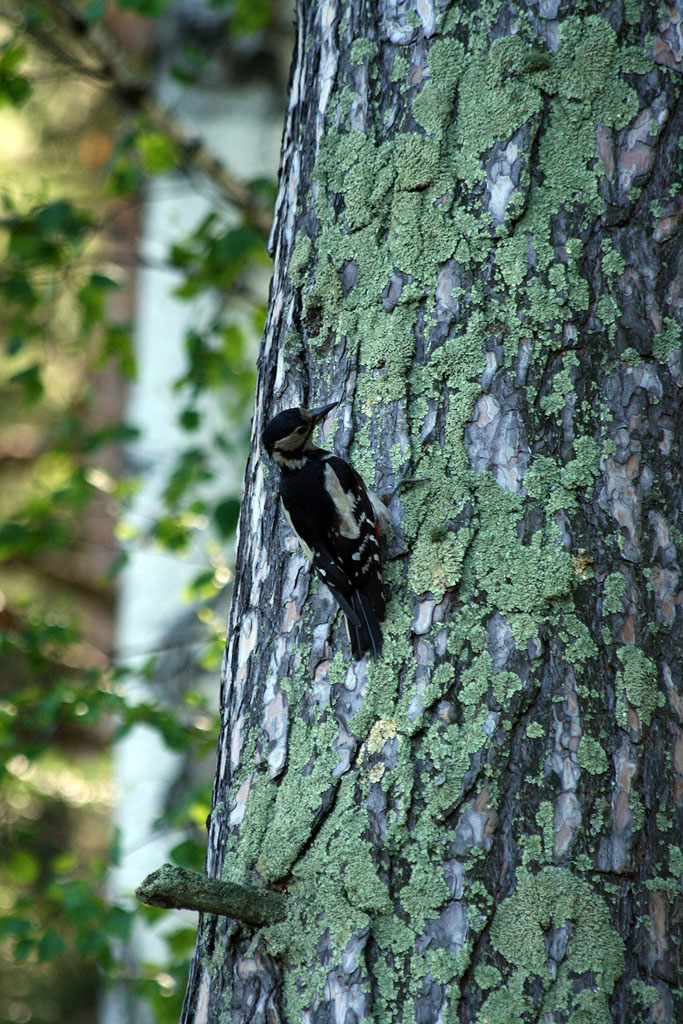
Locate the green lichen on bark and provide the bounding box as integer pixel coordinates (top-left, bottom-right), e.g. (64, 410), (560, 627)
(577, 735), (610, 775)
(135, 863), (286, 926)
(206, 2), (680, 1020)
(487, 867), (625, 1022)
(293, 10), (649, 620)
(602, 571), (627, 614)
(615, 646), (663, 728)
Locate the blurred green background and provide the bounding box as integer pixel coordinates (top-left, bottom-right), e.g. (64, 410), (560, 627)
(0, 2), (287, 1021)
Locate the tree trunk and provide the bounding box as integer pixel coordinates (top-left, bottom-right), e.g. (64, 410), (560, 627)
(180, 2), (682, 1021)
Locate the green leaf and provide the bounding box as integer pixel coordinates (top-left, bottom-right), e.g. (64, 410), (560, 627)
(99, 549), (129, 584)
(5, 200), (91, 268)
(170, 838), (205, 872)
(7, 850), (40, 885)
(83, 0), (107, 21)
(0, 41), (31, 108)
(103, 905), (134, 942)
(213, 0), (272, 36)
(0, 917), (32, 939)
(78, 273), (120, 330)
(138, 132), (180, 174)
(99, 326), (136, 377)
(186, 568), (218, 599)
(13, 937), (35, 962)
(213, 497), (240, 538)
(247, 176), (277, 204)
(166, 926), (199, 957)
(106, 155), (142, 196)
(116, 0), (174, 16)
(37, 930), (66, 962)
(51, 852), (77, 875)
(6, 331), (25, 354)
(9, 363), (43, 401)
(179, 408), (200, 431)
(170, 64), (199, 86)
(154, 516), (191, 551)
(33, 200), (92, 244)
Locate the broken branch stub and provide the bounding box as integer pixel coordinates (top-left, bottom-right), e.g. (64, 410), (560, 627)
(135, 863), (287, 927)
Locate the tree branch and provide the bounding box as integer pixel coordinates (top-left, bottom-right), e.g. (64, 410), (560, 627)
(2, 0), (273, 236)
(135, 863), (288, 926)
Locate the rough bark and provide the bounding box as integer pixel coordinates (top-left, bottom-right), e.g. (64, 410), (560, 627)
(181, 2), (682, 1022)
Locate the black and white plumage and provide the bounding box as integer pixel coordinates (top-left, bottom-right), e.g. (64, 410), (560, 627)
(262, 403), (386, 659)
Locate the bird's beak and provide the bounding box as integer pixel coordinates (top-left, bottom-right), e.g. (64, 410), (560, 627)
(308, 400), (338, 424)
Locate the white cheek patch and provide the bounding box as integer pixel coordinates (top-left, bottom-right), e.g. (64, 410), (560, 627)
(324, 463), (361, 540)
(274, 451), (306, 469)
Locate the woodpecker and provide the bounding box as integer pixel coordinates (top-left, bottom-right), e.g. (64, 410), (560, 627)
(262, 402), (386, 659)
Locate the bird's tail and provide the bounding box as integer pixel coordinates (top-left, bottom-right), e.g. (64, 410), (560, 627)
(324, 576), (384, 660)
(346, 590), (383, 660)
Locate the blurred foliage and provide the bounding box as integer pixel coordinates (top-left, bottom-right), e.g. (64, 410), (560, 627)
(0, 1), (280, 1022)
(113, 0), (273, 35)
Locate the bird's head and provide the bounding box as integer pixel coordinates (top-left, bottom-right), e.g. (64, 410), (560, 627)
(262, 402), (337, 466)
